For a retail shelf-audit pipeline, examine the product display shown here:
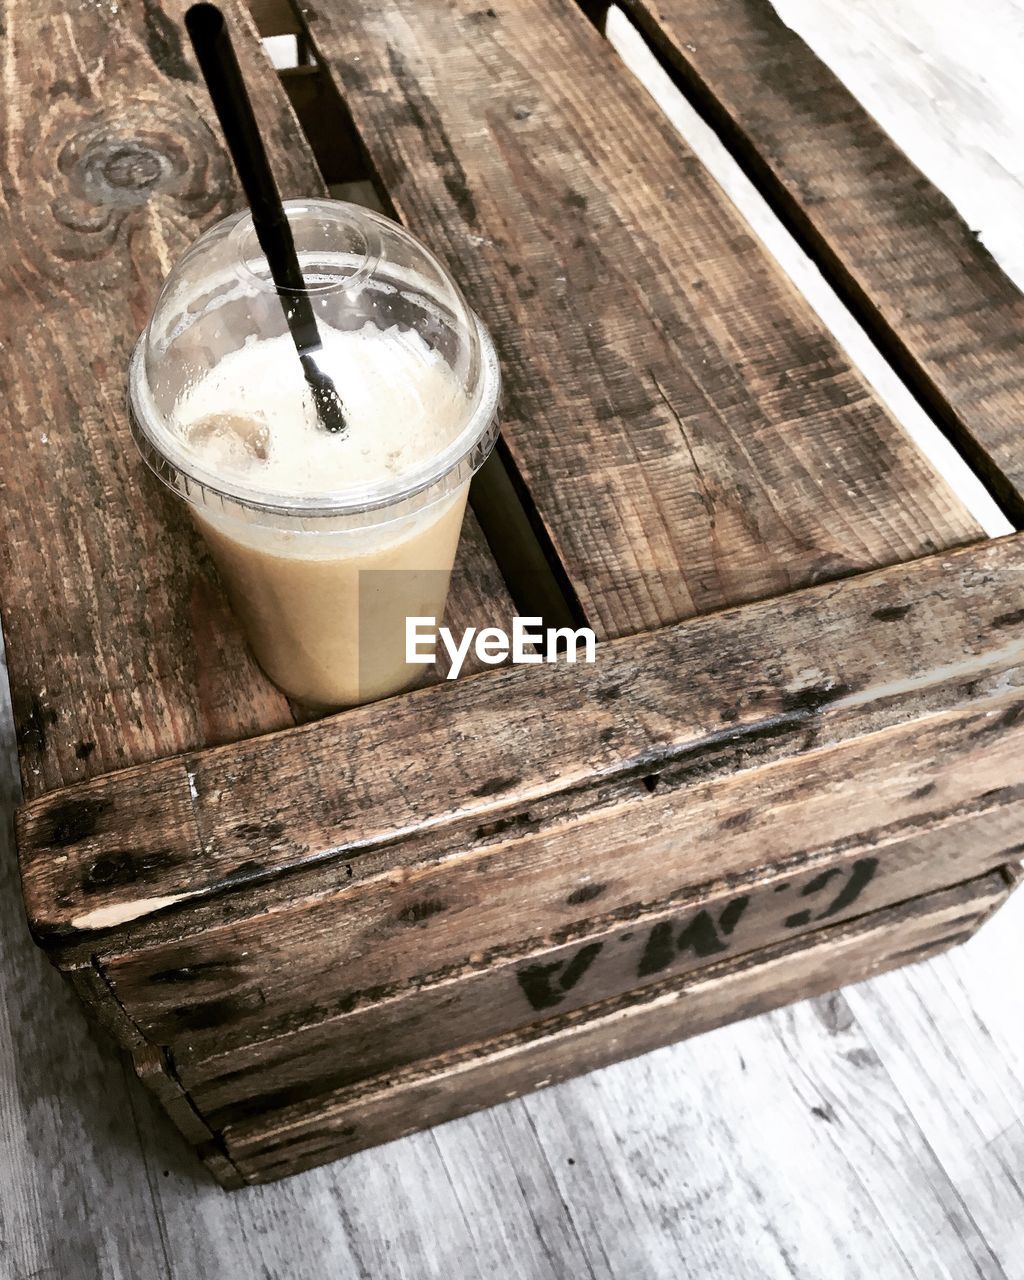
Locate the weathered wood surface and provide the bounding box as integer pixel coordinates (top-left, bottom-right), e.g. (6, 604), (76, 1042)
(19, 535), (1024, 950)
(599, 6), (1013, 543)
(299, 0), (983, 642)
(96, 670), (1024, 1026)
(3, 0), (1024, 1269)
(0, 0), (513, 802)
(19, 513), (1024, 1179)
(6, 605), (1018, 1270)
(174, 808), (1020, 1126)
(215, 869), (1015, 1182)
(846, 872), (1024, 1273)
(616, 0), (1024, 522)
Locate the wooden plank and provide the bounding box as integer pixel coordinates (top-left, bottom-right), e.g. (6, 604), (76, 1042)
(132, 1044), (220, 1149)
(0, 0), (515, 801)
(18, 535), (1024, 950)
(0, 0), (302, 798)
(89, 698), (1024, 1058)
(18, 532), (1024, 952)
(522, 984), (1007, 1279)
(173, 804), (1022, 1125)
(616, 0), (1024, 522)
(217, 869), (1015, 1183)
(844, 885), (1024, 1274)
(299, 0), (981, 642)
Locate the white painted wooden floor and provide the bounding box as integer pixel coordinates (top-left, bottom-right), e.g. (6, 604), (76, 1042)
(2, 3), (1023, 1276)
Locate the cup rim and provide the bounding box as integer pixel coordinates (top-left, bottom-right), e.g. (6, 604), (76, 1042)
(128, 312), (502, 520)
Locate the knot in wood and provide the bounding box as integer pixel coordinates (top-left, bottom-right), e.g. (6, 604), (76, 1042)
(76, 136), (173, 207)
(55, 110), (205, 211)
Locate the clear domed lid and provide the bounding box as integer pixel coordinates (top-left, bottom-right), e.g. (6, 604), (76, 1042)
(128, 199), (500, 519)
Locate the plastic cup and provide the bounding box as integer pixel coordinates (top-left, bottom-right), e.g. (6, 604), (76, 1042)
(128, 198), (501, 709)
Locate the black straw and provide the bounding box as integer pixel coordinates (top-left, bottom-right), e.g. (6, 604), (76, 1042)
(185, 3), (347, 433)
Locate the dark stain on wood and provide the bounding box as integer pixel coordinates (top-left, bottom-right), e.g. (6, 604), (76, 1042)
(992, 608), (1024, 628)
(16, 697), (57, 755)
(819, 858), (878, 918)
(786, 858), (878, 927)
(472, 776), (522, 798)
(80, 848), (177, 894)
(844, 1046), (881, 1068)
(637, 921), (676, 977)
(871, 603), (913, 621)
(972, 703), (1024, 737)
(397, 899), (448, 925)
(222, 860), (269, 883)
(516, 941), (604, 1010)
(142, 0), (196, 82)
(47, 797), (112, 847)
(718, 895), (749, 935)
(387, 44), (478, 227)
(636, 898), (748, 980)
(980, 786), (1017, 805)
(74, 740), (97, 760)
(910, 782), (937, 799)
(780, 682), (852, 715)
(148, 960), (235, 985)
(676, 908), (732, 959)
(566, 882), (607, 906)
(176, 995), (263, 1033)
(595, 683), (623, 702)
(231, 821), (287, 844)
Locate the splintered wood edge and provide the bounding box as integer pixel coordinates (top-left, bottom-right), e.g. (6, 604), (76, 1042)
(16, 533), (1024, 953)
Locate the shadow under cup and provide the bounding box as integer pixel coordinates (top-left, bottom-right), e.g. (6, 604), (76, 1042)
(127, 199), (501, 709)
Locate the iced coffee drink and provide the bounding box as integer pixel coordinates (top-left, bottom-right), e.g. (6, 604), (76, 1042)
(128, 200), (501, 707)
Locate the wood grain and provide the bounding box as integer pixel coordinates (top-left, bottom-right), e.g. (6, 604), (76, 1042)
(18, 535), (1024, 947)
(535, 980), (1009, 1280)
(171, 806), (1020, 1126)
(2, 0), (1023, 1261)
(300, 0), (981, 641)
(85, 696), (1024, 1054)
(0, 0), (514, 801)
(86, 700), (1024, 1058)
(846, 937), (1024, 1272)
(214, 868), (1014, 1184)
(617, 0), (1024, 522)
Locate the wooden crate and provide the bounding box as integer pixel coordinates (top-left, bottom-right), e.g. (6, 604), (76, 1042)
(6, 0), (1024, 1189)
